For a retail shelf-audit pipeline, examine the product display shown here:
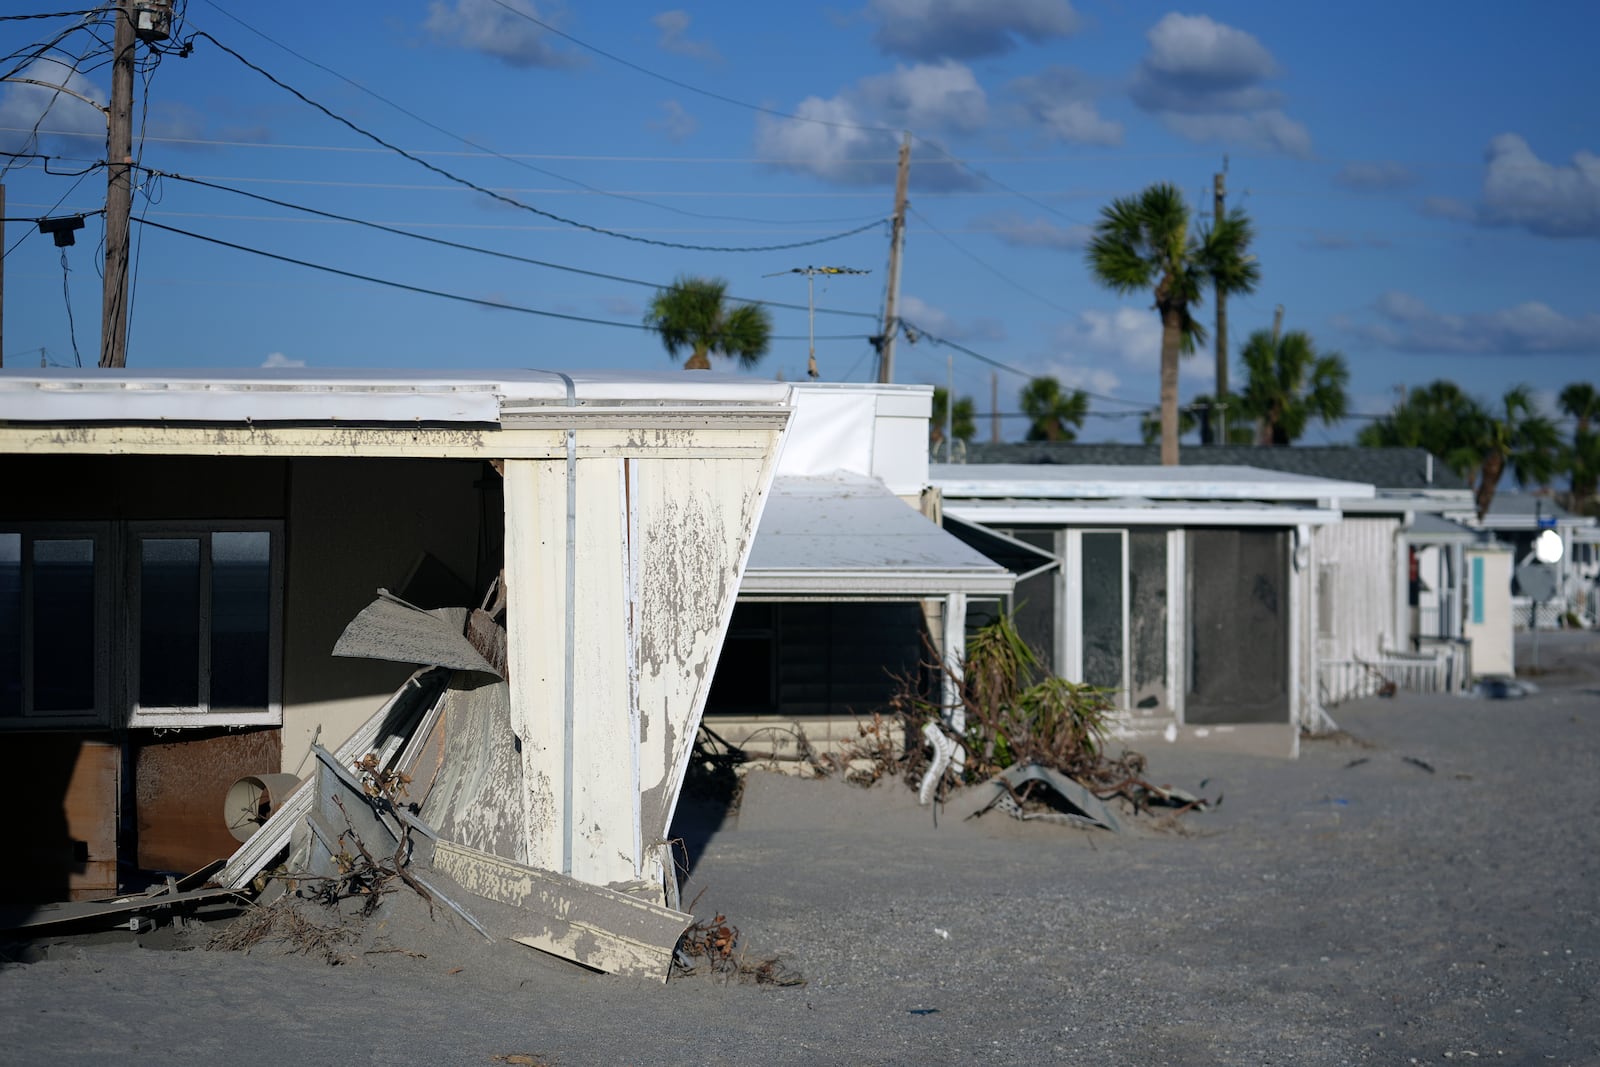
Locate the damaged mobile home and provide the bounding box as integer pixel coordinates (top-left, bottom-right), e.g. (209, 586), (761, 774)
(0, 367), (790, 976)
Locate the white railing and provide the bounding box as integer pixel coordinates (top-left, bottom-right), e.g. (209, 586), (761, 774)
(1318, 648), (1462, 707)
(1511, 596), (1566, 631)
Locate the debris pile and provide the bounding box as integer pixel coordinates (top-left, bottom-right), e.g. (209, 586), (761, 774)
(847, 614), (1217, 830)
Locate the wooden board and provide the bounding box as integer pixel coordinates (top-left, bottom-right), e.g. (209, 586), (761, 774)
(0, 735), (119, 904)
(134, 727), (281, 874)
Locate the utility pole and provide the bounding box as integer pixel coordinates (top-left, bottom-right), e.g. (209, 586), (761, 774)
(765, 266), (868, 380)
(100, 0), (135, 368)
(990, 372), (999, 443)
(1212, 166), (1227, 444)
(1271, 303), (1284, 344)
(877, 131), (911, 384)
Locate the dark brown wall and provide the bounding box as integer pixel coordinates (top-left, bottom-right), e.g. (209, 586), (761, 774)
(0, 735), (118, 904)
(134, 727), (282, 874)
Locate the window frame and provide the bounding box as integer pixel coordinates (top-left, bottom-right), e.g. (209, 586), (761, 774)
(0, 522), (115, 728)
(126, 520), (284, 729)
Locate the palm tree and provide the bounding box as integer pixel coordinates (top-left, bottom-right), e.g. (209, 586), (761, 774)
(1191, 392), (1254, 445)
(644, 276), (772, 370)
(1086, 183), (1259, 465)
(1361, 382), (1560, 519)
(1558, 382), (1598, 513)
(1467, 386), (1561, 520)
(1020, 376), (1089, 442)
(1237, 329), (1349, 445)
(1357, 380), (1481, 475)
(1560, 383), (1599, 436)
(930, 387), (976, 449)
(1140, 405), (1196, 445)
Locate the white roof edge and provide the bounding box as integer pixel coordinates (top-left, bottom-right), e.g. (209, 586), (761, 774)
(945, 502), (1344, 527)
(0, 368), (793, 424)
(740, 568), (1014, 596)
(932, 464), (1375, 502)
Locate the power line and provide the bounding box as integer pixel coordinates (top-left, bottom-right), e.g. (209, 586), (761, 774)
(134, 164), (882, 321)
(184, 29), (885, 254)
(900, 320), (1155, 409)
(189, 1), (873, 228)
(907, 204), (1078, 316)
(0, 9), (103, 23)
(130, 216), (871, 343)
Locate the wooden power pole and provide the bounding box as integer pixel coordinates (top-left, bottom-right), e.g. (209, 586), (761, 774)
(100, 0), (135, 368)
(877, 131), (910, 384)
(1212, 168), (1227, 444)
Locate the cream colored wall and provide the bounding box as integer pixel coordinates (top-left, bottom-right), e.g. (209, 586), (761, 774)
(279, 458), (491, 774)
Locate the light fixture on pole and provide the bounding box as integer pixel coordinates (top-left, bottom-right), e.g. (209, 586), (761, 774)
(765, 265), (868, 380)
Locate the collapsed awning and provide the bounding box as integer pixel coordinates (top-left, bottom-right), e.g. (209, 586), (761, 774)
(1403, 513), (1481, 544)
(941, 512), (1058, 582)
(740, 473), (1014, 598)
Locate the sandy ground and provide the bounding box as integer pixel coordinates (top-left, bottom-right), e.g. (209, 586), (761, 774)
(3, 630), (1598, 1067)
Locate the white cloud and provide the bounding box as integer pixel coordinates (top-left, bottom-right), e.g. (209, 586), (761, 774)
(855, 61), (989, 133)
(1009, 66), (1121, 146)
(424, 0), (578, 68)
(1348, 291), (1600, 354)
(1055, 306), (1214, 382)
(976, 213), (1091, 250)
(261, 353), (306, 368)
(865, 0), (1079, 60)
(755, 63), (986, 189)
(652, 10), (719, 62)
(649, 99), (697, 141)
(0, 59), (105, 155)
(900, 295), (1005, 343)
(1334, 160), (1416, 192)
(1129, 13), (1310, 158)
(1477, 133), (1600, 239)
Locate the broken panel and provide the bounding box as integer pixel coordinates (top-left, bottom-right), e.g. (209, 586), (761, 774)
(1128, 529), (1168, 715)
(1080, 531), (1123, 693)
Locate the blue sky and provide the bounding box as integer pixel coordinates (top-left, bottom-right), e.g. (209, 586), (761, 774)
(1, 0), (1596, 442)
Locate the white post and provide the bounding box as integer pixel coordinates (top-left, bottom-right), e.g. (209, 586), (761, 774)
(942, 592), (967, 733)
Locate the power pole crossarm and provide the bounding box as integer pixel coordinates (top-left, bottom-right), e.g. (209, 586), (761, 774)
(100, 0), (135, 369)
(877, 131), (910, 384)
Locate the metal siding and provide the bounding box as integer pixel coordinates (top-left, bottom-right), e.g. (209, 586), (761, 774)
(1313, 519), (1397, 660)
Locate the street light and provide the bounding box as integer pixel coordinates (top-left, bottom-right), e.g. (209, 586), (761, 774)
(765, 266), (868, 379)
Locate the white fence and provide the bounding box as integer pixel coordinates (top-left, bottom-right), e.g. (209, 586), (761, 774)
(1318, 646), (1469, 707)
(1511, 596), (1568, 631)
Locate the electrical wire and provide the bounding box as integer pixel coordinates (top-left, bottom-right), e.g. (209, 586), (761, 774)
(57, 246), (82, 365)
(470, 1), (1094, 227)
(0, 28), (105, 183)
(131, 216), (872, 343)
(900, 320), (1155, 409)
(134, 165), (882, 321)
(183, 29), (886, 254)
(190, 1), (870, 228)
(0, 9), (103, 22)
(908, 205), (1079, 317)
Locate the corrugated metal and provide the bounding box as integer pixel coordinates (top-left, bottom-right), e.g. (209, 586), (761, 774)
(1314, 518), (1400, 704)
(742, 474), (1013, 596)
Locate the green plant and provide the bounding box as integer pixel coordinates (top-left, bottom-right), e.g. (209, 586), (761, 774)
(885, 614), (1119, 785)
